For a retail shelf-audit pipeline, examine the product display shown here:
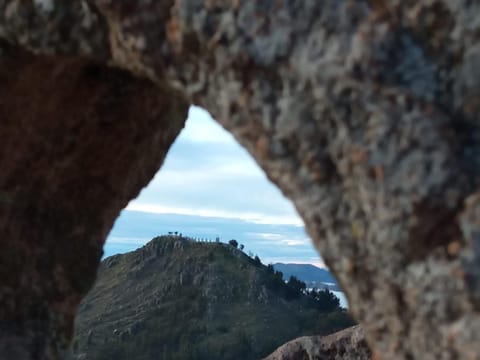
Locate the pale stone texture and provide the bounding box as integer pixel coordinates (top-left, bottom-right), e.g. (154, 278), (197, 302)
(265, 326), (370, 360)
(1, 0), (480, 359)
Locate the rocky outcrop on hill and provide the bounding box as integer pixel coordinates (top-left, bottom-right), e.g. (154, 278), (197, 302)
(1, 1), (480, 359)
(265, 326), (371, 360)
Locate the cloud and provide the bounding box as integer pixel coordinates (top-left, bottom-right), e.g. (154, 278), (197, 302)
(127, 203), (302, 226)
(246, 232), (309, 246)
(127, 106), (303, 227)
(108, 237), (148, 245)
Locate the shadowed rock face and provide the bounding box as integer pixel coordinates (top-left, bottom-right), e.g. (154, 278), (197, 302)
(264, 326), (371, 360)
(1, 0), (480, 359)
(0, 45), (188, 358)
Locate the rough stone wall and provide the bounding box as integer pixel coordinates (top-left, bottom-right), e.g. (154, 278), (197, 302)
(0, 44), (188, 358)
(1, 0), (480, 359)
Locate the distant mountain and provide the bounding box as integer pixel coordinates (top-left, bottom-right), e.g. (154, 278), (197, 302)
(273, 263), (339, 290)
(72, 236), (354, 360)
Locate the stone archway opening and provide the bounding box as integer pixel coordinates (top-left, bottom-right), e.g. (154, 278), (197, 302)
(104, 105), (327, 273)
(69, 105), (353, 359)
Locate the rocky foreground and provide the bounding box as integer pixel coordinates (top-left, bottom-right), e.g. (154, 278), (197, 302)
(265, 326), (371, 360)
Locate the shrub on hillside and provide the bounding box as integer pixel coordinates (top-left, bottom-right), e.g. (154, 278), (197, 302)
(309, 288), (341, 312)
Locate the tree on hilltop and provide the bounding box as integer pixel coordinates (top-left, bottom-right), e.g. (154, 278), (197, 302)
(266, 264), (274, 274)
(286, 276), (306, 299)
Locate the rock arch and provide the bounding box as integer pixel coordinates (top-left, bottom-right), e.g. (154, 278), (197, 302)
(1, 1), (480, 358)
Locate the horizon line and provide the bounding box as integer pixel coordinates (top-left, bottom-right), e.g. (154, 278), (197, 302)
(124, 203), (305, 227)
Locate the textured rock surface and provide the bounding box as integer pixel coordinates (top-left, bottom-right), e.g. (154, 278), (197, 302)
(0, 44), (187, 358)
(1, 0), (480, 359)
(265, 325), (371, 360)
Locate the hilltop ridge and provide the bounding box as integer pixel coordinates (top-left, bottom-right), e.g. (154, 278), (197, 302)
(72, 236), (354, 360)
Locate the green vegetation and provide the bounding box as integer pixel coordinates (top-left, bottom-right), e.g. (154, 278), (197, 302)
(72, 236), (354, 360)
(308, 288), (341, 313)
(285, 276), (306, 300)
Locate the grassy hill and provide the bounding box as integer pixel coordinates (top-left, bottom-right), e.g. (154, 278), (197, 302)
(72, 236), (354, 360)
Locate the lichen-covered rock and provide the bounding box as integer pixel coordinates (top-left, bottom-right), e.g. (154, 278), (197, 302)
(264, 325), (371, 360)
(1, 0), (480, 359)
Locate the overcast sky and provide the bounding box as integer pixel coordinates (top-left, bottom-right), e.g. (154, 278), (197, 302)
(105, 106), (325, 267)
(127, 106), (302, 226)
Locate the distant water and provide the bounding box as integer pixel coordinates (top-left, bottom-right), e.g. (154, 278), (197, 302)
(332, 291), (348, 309)
(104, 210), (323, 266)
